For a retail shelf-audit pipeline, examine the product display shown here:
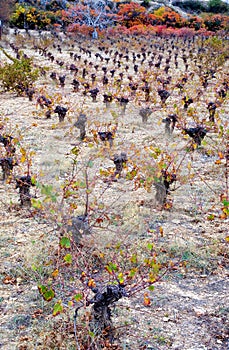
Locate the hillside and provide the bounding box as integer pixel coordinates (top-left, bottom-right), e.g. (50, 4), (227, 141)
(0, 24), (228, 349)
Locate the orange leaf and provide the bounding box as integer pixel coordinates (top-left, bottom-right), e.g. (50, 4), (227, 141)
(219, 213), (227, 219)
(52, 269), (59, 278)
(3, 276), (17, 285)
(215, 159), (222, 164)
(88, 279), (96, 288)
(143, 292), (151, 307)
(218, 152), (224, 159)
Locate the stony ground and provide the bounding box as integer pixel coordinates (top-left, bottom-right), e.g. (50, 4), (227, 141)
(0, 29), (228, 349)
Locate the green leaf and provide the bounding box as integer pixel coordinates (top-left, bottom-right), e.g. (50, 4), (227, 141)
(60, 237), (71, 249)
(31, 198), (43, 209)
(31, 264), (37, 271)
(147, 243), (153, 251)
(222, 200), (229, 207)
(89, 331), (95, 338)
(148, 285), (155, 291)
(64, 253), (72, 264)
(207, 214), (215, 221)
(182, 251), (193, 261)
(40, 184), (58, 202)
(38, 285), (55, 301)
(128, 268), (137, 278)
(108, 262), (118, 271)
(74, 293), (83, 302)
(87, 160), (93, 168)
(130, 254), (137, 264)
(53, 301), (63, 316)
(105, 262), (118, 274)
(202, 139), (207, 145)
(31, 176), (37, 185)
(151, 262), (159, 273)
(71, 146), (80, 156)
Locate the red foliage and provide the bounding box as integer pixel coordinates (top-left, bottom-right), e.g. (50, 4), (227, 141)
(185, 16), (204, 30)
(104, 24), (214, 39)
(127, 24), (155, 36)
(67, 23), (94, 36)
(61, 2), (229, 36)
(117, 2), (150, 28)
(160, 8), (183, 27)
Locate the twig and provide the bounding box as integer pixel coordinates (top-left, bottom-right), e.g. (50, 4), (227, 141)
(74, 305), (83, 350)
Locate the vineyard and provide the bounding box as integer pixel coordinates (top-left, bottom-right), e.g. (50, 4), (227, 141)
(0, 25), (228, 349)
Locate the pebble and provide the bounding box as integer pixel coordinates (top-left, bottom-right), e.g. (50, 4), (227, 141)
(193, 307), (206, 316)
(171, 219), (181, 224)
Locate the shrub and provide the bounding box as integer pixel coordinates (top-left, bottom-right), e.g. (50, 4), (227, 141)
(10, 4), (59, 29)
(151, 6), (183, 28)
(204, 14), (229, 31)
(117, 2), (149, 27)
(186, 15), (204, 30)
(141, 0), (151, 8)
(207, 0), (229, 14)
(0, 49), (39, 95)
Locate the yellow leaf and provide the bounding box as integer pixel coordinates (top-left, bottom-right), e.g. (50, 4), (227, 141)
(20, 155), (27, 163)
(159, 226), (164, 237)
(193, 143), (197, 150)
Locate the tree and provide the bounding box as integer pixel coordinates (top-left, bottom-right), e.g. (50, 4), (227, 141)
(63, 0), (116, 38)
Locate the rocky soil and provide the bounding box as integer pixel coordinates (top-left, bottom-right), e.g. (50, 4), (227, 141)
(0, 29), (228, 349)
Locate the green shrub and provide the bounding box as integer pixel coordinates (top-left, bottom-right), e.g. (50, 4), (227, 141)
(141, 0), (151, 9)
(0, 49), (39, 95)
(207, 0), (229, 14)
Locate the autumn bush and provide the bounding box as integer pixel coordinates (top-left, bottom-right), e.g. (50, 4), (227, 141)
(7, 1), (229, 35)
(10, 3), (61, 29)
(108, 4), (228, 36)
(117, 2), (149, 27)
(203, 13), (229, 31)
